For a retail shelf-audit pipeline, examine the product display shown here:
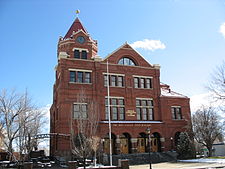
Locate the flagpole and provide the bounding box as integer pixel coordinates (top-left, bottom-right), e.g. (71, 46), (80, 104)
(107, 59), (113, 166)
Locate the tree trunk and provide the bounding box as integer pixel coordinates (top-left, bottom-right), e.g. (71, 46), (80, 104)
(94, 151), (97, 167)
(207, 145), (213, 157)
(83, 150), (86, 169)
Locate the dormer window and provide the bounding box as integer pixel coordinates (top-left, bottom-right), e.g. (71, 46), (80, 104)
(118, 57), (136, 66)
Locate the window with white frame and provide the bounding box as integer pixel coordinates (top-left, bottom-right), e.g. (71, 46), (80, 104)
(73, 103), (88, 119)
(69, 69), (91, 84)
(103, 73), (124, 87)
(171, 106), (182, 120)
(136, 98), (154, 120)
(133, 76), (153, 89)
(105, 97), (125, 120)
(73, 49), (87, 59)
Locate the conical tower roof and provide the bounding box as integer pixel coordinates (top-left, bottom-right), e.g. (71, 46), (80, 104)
(64, 17), (88, 39)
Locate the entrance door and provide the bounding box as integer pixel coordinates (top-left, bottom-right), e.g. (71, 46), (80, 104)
(103, 139), (114, 154)
(120, 138), (128, 154)
(151, 138), (158, 152)
(137, 138), (145, 153)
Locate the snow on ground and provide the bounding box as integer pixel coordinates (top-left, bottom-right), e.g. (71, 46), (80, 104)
(179, 158), (225, 164)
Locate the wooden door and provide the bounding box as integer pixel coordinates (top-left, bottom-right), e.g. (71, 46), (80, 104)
(137, 138), (145, 153)
(120, 138), (129, 154)
(151, 138), (158, 152)
(103, 139), (114, 154)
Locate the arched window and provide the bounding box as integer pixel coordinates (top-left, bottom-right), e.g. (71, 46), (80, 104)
(118, 57), (136, 66)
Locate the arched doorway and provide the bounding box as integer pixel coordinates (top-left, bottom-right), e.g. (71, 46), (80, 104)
(120, 133), (131, 154)
(103, 133), (116, 154)
(137, 132), (147, 153)
(152, 132), (161, 152)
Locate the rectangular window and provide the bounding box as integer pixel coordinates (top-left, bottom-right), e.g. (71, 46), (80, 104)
(118, 76), (123, 87)
(133, 76), (152, 89)
(112, 107), (118, 120)
(142, 108), (147, 120)
(140, 78), (145, 88)
(136, 99), (141, 106)
(136, 108), (141, 120)
(118, 99), (124, 105)
(70, 71), (76, 82)
(111, 76), (116, 87)
(77, 72), (83, 83)
(81, 51), (87, 59)
(73, 103), (87, 119)
(136, 98), (154, 120)
(146, 78), (152, 88)
(74, 50), (80, 58)
(103, 74), (124, 87)
(111, 98), (117, 105)
(84, 72), (91, 83)
(105, 97), (125, 120)
(69, 70), (92, 84)
(148, 108), (154, 120)
(119, 107), (125, 120)
(134, 77), (139, 88)
(104, 75), (108, 86)
(171, 107), (182, 120)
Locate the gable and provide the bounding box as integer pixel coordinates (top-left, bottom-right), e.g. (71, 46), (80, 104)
(103, 43), (153, 68)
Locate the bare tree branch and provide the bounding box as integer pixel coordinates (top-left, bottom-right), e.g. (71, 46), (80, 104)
(70, 89), (100, 168)
(192, 105), (224, 157)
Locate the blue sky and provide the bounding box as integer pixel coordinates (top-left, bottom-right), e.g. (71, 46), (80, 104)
(0, 0), (225, 109)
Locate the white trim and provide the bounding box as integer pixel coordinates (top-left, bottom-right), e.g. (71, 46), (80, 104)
(72, 47), (89, 52)
(68, 68), (92, 72)
(69, 82), (92, 85)
(171, 106), (181, 108)
(133, 75), (153, 79)
(71, 29), (89, 36)
(100, 121), (163, 124)
(103, 72), (125, 76)
(105, 96), (124, 99)
(136, 98), (153, 100)
(73, 102), (87, 105)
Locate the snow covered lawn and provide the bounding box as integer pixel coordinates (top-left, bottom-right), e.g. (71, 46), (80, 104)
(179, 158), (225, 163)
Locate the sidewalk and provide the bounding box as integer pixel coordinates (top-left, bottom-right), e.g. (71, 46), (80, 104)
(130, 159), (225, 169)
(130, 162), (225, 169)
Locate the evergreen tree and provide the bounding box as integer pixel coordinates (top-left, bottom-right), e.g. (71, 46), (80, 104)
(177, 132), (195, 159)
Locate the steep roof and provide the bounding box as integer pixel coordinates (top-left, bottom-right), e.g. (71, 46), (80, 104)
(103, 42), (154, 67)
(64, 17), (88, 39)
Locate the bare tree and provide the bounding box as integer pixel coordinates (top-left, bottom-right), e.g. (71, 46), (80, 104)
(70, 89), (100, 168)
(192, 106), (224, 157)
(0, 89), (46, 161)
(207, 61), (225, 110)
(90, 136), (101, 167)
(17, 108), (46, 161)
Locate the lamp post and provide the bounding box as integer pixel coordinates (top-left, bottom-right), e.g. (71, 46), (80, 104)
(146, 127), (152, 169)
(170, 137), (173, 151)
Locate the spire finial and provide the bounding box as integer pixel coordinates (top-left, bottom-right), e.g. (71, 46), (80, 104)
(76, 10), (80, 17)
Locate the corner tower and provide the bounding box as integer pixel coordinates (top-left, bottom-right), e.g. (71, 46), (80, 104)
(58, 17), (98, 60)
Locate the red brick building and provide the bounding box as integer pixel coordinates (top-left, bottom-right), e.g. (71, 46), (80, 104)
(50, 17), (191, 158)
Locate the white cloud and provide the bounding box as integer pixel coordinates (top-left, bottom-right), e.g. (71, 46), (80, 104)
(219, 23), (225, 38)
(130, 39), (166, 51)
(190, 93), (211, 112)
(190, 92), (224, 113)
